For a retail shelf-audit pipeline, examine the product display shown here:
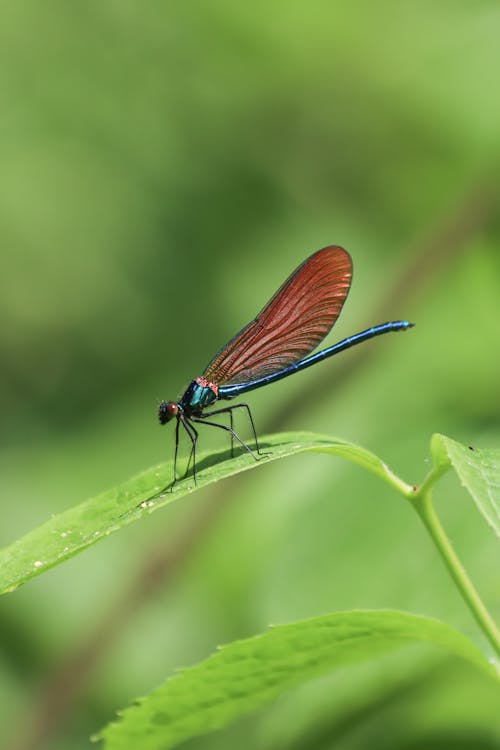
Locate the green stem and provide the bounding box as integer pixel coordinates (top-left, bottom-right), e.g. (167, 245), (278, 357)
(412, 489), (500, 659)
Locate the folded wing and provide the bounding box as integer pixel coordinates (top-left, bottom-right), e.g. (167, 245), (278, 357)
(203, 246), (352, 386)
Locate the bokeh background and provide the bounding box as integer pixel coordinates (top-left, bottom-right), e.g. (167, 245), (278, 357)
(1, 3), (499, 749)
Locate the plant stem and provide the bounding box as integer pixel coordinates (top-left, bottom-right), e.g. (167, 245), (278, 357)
(412, 489), (500, 660)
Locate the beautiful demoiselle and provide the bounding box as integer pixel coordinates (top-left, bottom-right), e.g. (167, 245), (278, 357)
(159, 246), (413, 485)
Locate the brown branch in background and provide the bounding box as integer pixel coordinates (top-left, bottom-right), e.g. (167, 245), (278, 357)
(8, 176), (498, 750)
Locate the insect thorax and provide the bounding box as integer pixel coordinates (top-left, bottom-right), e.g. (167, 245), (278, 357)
(180, 377), (219, 415)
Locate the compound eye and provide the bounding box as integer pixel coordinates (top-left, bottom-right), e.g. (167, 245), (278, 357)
(166, 402), (178, 417)
(158, 401), (178, 424)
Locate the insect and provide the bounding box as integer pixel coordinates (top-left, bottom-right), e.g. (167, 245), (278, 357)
(159, 246), (413, 486)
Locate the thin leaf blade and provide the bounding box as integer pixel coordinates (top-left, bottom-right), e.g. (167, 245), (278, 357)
(96, 610), (499, 750)
(432, 434), (500, 538)
(0, 432), (412, 595)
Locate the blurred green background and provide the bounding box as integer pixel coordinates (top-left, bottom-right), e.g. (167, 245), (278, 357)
(1, 2), (499, 749)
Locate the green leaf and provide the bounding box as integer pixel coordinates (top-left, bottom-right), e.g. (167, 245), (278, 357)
(431, 434), (500, 538)
(96, 610), (499, 750)
(0, 432), (412, 595)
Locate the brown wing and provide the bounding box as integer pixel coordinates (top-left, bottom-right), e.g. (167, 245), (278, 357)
(203, 246), (352, 385)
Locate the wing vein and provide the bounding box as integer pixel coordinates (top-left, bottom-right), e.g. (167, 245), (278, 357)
(204, 246), (352, 385)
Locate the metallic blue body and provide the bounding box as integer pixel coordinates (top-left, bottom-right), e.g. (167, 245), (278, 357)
(180, 380), (218, 414)
(218, 320), (413, 399)
(158, 318), (413, 487)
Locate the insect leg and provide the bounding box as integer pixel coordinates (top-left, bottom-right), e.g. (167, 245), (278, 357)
(181, 416), (199, 483)
(169, 415), (181, 487)
(202, 403), (265, 455)
(191, 416), (260, 463)
(199, 405), (235, 456)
